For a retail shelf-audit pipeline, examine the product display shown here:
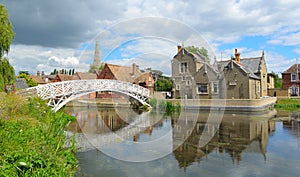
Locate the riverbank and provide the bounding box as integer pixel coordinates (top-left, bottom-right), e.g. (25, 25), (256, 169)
(275, 97), (300, 110)
(0, 93), (77, 176)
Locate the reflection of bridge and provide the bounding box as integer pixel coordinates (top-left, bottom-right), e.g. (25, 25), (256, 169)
(18, 79), (151, 111)
(65, 112), (151, 152)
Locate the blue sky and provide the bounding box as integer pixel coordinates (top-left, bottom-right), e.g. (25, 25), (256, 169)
(2, 0), (300, 76)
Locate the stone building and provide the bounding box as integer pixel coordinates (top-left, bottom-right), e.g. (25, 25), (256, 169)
(171, 47), (269, 99)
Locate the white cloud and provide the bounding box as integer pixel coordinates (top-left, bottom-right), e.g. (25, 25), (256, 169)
(48, 56), (79, 67)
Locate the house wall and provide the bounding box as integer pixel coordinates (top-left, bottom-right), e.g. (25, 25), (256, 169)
(223, 63), (250, 99)
(172, 51), (202, 99)
(97, 65), (115, 79)
(282, 73), (300, 90)
(194, 64), (218, 99)
(267, 75), (275, 89)
(249, 79), (261, 99)
(259, 57), (268, 97)
(268, 88), (289, 97)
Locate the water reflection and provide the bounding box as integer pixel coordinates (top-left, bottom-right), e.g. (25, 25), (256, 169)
(66, 107), (279, 165)
(172, 111), (276, 168)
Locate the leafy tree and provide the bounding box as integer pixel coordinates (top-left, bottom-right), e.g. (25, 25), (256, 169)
(72, 68), (75, 75)
(17, 73), (37, 87)
(0, 57), (15, 91)
(0, 4), (15, 58)
(154, 77), (172, 91)
(89, 64), (104, 73)
(272, 71), (282, 88)
(185, 46), (209, 62)
(68, 69), (71, 75)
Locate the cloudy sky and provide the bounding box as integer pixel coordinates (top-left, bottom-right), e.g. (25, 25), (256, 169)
(2, 0), (300, 76)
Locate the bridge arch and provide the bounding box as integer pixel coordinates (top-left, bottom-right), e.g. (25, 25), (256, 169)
(19, 79), (151, 112)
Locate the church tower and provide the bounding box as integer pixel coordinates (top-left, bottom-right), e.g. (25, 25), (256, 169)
(93, 39), (101, 68)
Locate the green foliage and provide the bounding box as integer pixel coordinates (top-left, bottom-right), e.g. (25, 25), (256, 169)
(89, 64), (104, 73)
(148, 98), (181, 113)
(272, 71), (282, 88)
(0, 57), (15, 92)
(0, 4), (15, 58)
(17, 73), (37, 87)
(154, 77), (172, 91)
(0, 94), (77, 176)
(275, 98), (300, 110)
(185, 46), (209, 61)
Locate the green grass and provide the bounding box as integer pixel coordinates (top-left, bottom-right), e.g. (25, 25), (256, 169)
(275, 98), (300, 110)
(0, 93), (77, 176)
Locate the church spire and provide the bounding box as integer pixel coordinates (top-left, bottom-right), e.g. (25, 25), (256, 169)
(93, 39), (101, 67)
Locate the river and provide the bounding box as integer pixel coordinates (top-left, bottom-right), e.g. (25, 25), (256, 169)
(65, 106), (300, 177)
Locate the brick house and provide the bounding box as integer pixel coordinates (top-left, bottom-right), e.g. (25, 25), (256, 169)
(282, 64), (300, 96)
(97, 63), (154, 97)
(172, 47), (268, 99)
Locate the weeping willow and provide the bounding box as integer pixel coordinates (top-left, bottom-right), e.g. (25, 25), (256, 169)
(0, 57), (15, 92)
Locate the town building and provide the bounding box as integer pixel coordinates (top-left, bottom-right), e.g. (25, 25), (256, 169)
(97, 63), (154, 97)
(171, 47), (269, 99)
(282, 64), (300, 96)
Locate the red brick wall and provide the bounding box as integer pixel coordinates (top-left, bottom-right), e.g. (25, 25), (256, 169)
(97, 66), (115, 79)
(282, 73), (300, 89)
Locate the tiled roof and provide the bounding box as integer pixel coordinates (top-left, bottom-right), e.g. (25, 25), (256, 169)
(56, 74), (75, 81)
(76, 72), (97, 80)
(29, 75), (46, 84)
(283, 64), (300, 73)
(134, 72), (150, 83)
(15, 78), (28, 89)
(240, 57), (261, 73)
(106, 64), (142, 83)
(234, 61), (260, 80)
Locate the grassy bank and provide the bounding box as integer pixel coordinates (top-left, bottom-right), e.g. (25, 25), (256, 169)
(0, 93), (77, 176)
(148, 98), (181, 113)
(275, 98), (300, 110)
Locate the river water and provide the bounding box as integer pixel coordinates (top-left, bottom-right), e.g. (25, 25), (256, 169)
(65, 107), (300, 177)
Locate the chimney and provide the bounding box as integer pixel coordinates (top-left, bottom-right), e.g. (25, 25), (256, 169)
(41, 71), (45, 77)
(177, 45), (182, 53)
(234, 48), (241, 63)
(132, 63), (137, 75)
(37, 70), (40, 76)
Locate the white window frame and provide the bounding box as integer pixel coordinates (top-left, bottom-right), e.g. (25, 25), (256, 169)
(180, 62), (188, 73)
(197, 84), (208, 94)
(186, 80), (191, 86)
(291, 73), (297, 81)
(211, 82), (218, 94)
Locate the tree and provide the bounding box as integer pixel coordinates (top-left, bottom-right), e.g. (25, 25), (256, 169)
(0, 57), (15, 91)
(185, 46), (209, 62)
(0, 4), (15, 58)
(272, 71), (282, 88)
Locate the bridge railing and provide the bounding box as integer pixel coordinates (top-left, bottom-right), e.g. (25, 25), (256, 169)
(18, 79), (150, 100)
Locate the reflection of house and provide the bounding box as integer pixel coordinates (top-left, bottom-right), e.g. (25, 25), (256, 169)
(97, 63), (154, 97)
(282, 64), (300, 96)
(172, 47), (269, 99)
(172, 111), (273, 168)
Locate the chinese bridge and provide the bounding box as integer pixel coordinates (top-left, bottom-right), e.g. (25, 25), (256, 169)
(19, 79), (151, 112)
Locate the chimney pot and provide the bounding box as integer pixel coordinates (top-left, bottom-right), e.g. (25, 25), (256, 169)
(37, 70), (40, 76)
(132, 63), (137, 75)
(177, 45), (182, 53)
(42, 71), (45, 77)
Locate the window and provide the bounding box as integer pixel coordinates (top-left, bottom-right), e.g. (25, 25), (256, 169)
(197, 84), (208, 94)
(291, 73), (297, 81)
(182, 76), (186, 81)
(176, 84), (180, 90)
(186, 80), (191, 86)
(180, 62), (188, 73)
(211, 82), (218, 94)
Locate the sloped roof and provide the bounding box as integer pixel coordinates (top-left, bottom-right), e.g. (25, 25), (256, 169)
(56, 74), (75, 81)
(106, 64), (142, 83)
(134, 72), (150, 83)
(283, 64), (300, 73)
(76, 72), (97, 80)
(234, 61), (260, 80)
(15, 78), (28, 89)
(240, 57), (261, 73)
(29, 75), (46, 84)
(173, 48), (207, 63)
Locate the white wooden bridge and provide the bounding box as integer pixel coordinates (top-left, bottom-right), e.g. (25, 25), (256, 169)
(18, 79), (151, 112)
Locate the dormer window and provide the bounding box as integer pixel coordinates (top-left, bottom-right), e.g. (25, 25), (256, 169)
(291, 73), (297, 81)
(180, 62), (188, 73)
